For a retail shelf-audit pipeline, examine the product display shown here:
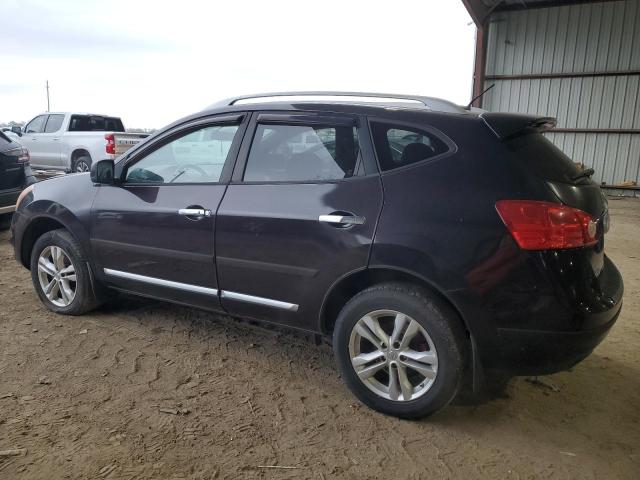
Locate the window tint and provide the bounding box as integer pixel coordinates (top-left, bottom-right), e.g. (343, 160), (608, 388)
(69, 115), (125, 132)
(371, 122), (448, 171)
(25, 115), (47, 134)
(125, 124), (239, 184)
(244, 124), (359, 182)
(44, 114), (64, 133)
(506, 133), (587, 185)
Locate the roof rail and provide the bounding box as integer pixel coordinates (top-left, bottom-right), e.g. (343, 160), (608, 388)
(207, 91), (466, 113)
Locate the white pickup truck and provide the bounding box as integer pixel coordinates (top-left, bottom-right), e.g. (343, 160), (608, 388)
(14, 112), (149, 172)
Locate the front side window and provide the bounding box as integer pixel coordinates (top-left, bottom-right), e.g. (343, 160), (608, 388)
(371, 122), (449, 172)
(243, 123), (359, 182)
(44, 114), (64, 133)
(125, 124), (239, 184)
(25, 115), (47, 134)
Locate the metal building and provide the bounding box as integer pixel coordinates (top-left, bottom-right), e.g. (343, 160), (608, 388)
(463, 0), (640, 191)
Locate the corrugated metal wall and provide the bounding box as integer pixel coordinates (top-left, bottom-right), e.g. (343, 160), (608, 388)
(482, 0), (640, 186)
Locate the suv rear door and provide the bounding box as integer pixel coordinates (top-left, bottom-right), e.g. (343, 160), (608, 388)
(215, 111), (383, 330)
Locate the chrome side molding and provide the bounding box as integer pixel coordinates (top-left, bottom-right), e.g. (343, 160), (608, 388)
(103, 268), (218, 296)
(103, 268), (299, 312)
(220, 290), (299, 312)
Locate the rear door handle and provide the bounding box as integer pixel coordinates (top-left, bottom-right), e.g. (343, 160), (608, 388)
(178, 208), (212, 219)
(319, 214), (365, 226)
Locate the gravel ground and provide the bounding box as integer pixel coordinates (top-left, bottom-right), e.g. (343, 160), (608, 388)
(0, 197), (638, 480)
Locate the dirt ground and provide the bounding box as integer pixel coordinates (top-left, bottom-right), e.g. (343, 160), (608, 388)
(0, 198), (638, 480)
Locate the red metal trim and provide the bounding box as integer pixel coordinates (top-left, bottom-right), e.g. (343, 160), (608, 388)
(471, 25), (487, 108)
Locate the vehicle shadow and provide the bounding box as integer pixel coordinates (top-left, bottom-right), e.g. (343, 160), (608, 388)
(97, 294), (639, 419)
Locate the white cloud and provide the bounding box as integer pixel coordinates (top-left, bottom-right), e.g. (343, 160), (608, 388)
(0, 0), (475, 128)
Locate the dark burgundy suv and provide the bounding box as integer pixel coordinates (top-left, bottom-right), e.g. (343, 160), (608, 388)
(11, 92), (623, 418)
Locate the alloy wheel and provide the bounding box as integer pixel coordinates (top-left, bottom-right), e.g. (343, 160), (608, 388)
(37, 246), (77, 307)
(348, 309), (438, 401)
(76, 161), (90, 172)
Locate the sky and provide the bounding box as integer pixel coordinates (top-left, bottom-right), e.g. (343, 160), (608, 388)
(0, 0), (476, 129)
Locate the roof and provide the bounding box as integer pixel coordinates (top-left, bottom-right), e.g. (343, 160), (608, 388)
(462, 0), (618, 25)
(206, 91), (468, 114)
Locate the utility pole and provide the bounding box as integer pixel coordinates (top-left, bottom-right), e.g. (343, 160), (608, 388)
(46, 80), (50, 112)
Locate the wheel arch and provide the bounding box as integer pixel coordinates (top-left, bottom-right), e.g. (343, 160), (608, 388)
(71, 148), (91, 164)
(19, 215), (70, 268)
(319, 266), (470, 337)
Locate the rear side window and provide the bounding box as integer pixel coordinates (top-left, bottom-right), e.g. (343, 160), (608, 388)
(24, 115), (47, 134)
(506, 133), (586, 184)
(68, 115), (125, 132)
(371, 122), (449, 172)
(243, 124), (359, 182)
(44, 114), (64, 133)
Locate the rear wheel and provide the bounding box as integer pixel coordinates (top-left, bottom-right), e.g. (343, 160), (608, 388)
(73, 155), (91, 173)
(30, 229), (101, 315)
(333, 282), (466, 418)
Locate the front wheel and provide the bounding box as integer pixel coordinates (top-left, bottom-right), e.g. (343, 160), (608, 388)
(30, 229), (101, 315)
(333, 283), (466, 418)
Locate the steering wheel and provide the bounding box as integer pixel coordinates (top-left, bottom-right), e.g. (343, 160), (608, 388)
(179, 164), (207, 176)
(169, 163), (207, 182)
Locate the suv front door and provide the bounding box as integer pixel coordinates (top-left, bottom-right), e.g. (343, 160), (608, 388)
(90, 114), (247, 310)
(215, 112), (383, 330)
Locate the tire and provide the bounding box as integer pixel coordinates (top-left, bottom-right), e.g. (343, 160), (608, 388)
(73, 155), (92, 173)
(333, 282), (466, 419)
(30, 229), (101, 315)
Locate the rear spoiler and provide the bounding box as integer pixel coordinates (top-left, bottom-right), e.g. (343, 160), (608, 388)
(480, 113), (556, 140)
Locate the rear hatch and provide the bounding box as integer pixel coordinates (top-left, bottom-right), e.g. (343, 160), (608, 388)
(482, 113), (609, 275)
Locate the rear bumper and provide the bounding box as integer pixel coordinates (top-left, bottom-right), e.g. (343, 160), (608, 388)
(494, 254), (624, 375)
(496, 301), (621, 375)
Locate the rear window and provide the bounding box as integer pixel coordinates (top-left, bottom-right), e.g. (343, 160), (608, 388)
(506, 133), (587, 184)
(68, 115), (125, 132)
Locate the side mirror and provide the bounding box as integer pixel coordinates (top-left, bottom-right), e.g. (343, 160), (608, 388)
(90, 159), (115, 184)
(11, 126), (22, 136)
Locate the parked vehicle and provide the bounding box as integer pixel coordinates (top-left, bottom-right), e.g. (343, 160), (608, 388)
(14, 113), (148, 172)
(0, 131), (35, 225)
(10, 92), (623, 418)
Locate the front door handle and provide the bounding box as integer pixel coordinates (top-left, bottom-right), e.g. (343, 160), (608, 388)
(178, 208), (212, 219)
(319, 214), (366, 226)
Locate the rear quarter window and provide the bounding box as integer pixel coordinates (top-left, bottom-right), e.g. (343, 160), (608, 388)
(506, 133), (587, 185)
(370, 122), (449, 172)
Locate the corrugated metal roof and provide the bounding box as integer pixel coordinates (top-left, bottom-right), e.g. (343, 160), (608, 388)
(463, 0), (621, 25)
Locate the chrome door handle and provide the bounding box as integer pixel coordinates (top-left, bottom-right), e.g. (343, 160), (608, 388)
(319, 214), (365, 226)
(178, 208), (212, 217)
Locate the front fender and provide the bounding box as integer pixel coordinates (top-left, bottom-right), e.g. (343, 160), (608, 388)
(12, 174), (97, 268)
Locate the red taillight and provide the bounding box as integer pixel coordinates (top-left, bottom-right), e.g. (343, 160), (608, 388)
(105, 133), (115, 154)
(17, 147), (30, 164)
(495, 200), (598, 250)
